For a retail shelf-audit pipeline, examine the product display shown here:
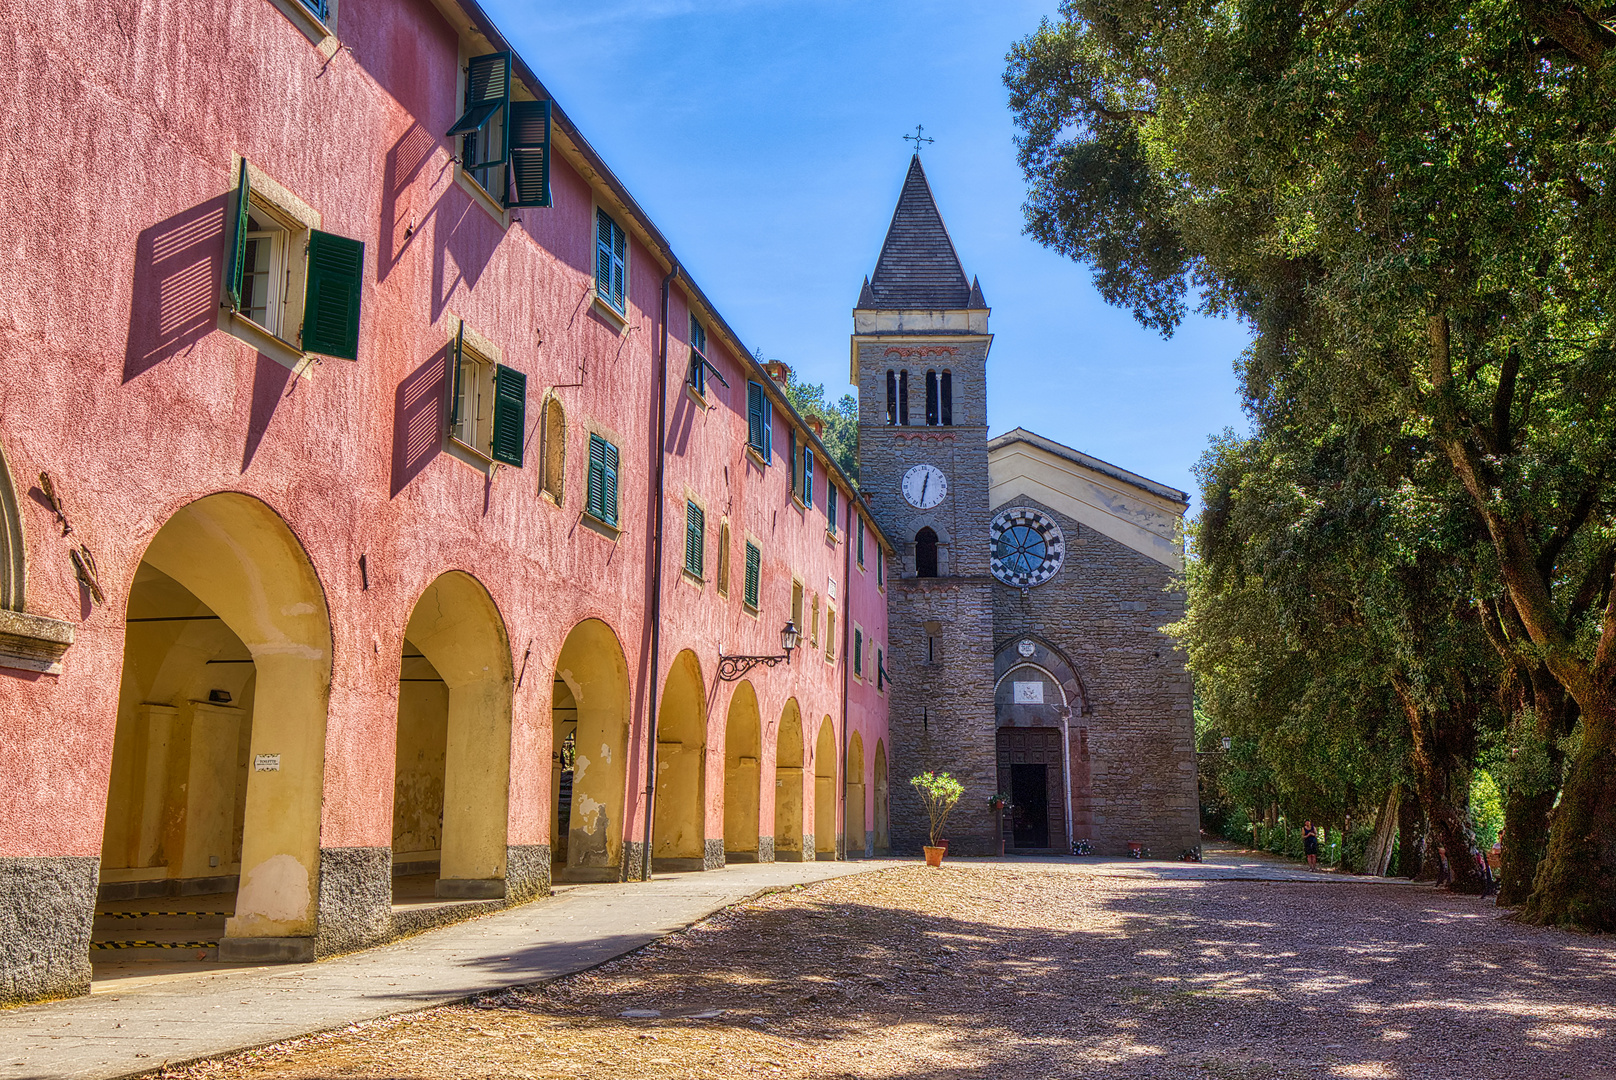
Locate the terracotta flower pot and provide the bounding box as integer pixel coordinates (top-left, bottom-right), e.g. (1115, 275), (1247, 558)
(924, 845), (946, 867)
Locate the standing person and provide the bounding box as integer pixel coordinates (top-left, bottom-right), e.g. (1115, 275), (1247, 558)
(1303, 820), (1319, 871)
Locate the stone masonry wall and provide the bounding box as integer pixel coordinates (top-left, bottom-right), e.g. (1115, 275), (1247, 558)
(991, 496), (1199, 855)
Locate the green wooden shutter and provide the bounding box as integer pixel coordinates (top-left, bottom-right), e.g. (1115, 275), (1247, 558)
(446, 323), (466, 433)
(685, 501), (704, 578)
(788, 428), (797, 494)
(762, 395), (773, 463)
(857, 519), (865, 565)
(602, 439), (619, 525)
(827, 483), (837, 531)
(490, 364), (526, 466)
(447, 52), (512, 168)
(595, 210), (613, 308)
(504, 99), (551, 208)
(744, 542), (760, 608)
(587, 434), (607, 520)
(747, 382), (764, 452)
(224, 160), (251, 312)
(302, 230), (364, 360)
(802, 449), (814, 508)
(854, 628), (863, 675)
(610, 219), (626, 313)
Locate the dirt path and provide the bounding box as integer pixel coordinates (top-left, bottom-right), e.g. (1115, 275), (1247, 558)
(153, 862), (1616, 1080)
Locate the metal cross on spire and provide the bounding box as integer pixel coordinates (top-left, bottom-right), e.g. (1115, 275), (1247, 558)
(903, 124), (934, 154)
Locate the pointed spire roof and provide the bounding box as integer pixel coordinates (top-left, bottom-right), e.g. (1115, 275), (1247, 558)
(862, 155), (972, 310)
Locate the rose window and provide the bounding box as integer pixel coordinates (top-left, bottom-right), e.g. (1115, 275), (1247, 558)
(989, 507), (1065, 587)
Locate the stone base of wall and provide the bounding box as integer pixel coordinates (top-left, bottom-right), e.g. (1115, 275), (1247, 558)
(800, 833), (815, 860)
(220, 936), (316, 963)
(622, 841), (647, 882)
(703, 838), (724, 871)
(506, 844), (551, 902)
(0, 855), (97, 1006)
(757, 835), (774, 863)
(314, 846), (390, 958)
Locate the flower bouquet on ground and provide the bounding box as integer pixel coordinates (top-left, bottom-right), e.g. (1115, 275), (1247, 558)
(910, 771), (964, 866)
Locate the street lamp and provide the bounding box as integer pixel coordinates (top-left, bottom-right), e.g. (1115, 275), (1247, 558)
(718, 621), (799, 681)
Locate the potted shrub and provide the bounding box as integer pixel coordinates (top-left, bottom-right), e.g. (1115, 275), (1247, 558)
(910, 771), (964, 866)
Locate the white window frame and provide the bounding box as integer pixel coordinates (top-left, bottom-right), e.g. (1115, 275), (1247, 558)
(218, 159), (320, 377)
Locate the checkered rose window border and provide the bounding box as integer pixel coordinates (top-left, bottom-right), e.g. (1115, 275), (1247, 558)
(989, 507), (1065, 587)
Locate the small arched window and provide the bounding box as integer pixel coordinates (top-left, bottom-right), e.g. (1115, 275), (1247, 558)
(941, 371), (953, 426)
(897, 371), (910, 425)
(885, 370), (897, 425)
(915, 527), (939, 578)
(541, 397), (566, 503)
(0, 443), (23, 611)
(925, 371), (939, 425)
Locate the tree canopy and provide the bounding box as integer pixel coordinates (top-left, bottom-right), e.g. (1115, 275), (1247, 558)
(1008, 0), (1616, 927)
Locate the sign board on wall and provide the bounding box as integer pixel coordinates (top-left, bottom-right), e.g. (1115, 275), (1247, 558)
(1012, 681), (1044, 704)
(254, 754), (281, 772)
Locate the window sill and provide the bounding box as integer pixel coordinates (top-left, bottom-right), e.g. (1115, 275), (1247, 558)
(745, 446), (770, 470)
(684, 383), (710, 410)
(681, 568), (705, 589)
(825, 528), (839, 544)
(266, 0), (335, 47)
(581, 512), (622, 541)
(456, 168), (511, 230)
(592, 294), (629, 328)
(446, 437), (496, 476)
(742, 603), (760, 619)
(540, 488), (563, 509)
(219, 310), (316, 378)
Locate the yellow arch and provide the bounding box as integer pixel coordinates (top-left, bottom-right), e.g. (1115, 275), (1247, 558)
(773, 698), (805, 860)
(873, 739), (890, 853)
(723, 681), (762, 860)
(652, 649), (706, 867)
(814, 716), (837, 858)
(846, 730), (866, 859)
(553, 619), (631, 880)
(399, 571), (513, 896)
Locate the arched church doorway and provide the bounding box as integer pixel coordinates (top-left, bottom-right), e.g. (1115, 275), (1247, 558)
(994, 637), (1089, 855)
(846, 731), (866, 858)
(813, 716), (837, 859)
(723, 681), (762, 863)
(552, 620), (630, 882)
(873, 740), (890, 853)
(97, 494), (331, 964)
(652, 650), (706, 872)
(392, 572), (513, 900)
(773, 699), (805, 860)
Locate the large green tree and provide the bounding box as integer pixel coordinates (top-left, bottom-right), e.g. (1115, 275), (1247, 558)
(1008, 0), (1616, 925)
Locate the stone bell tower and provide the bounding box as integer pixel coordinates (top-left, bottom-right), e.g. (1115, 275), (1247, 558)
(853, 154), (998, 854)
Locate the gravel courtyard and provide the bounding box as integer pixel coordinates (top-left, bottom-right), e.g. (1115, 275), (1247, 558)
(155, 859), (1616, 1080)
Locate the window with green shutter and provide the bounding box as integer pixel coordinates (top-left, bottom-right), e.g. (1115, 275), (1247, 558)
(854, 627), (864, 677)
(505, 99), (551, 208)
(801, 448), (814, 508)
(596, 209), (627, 315)
(857, 519), (865, 567)
(743, 541), (761, 610)
(685, 501), (704, 579)
(222, 159), (365, 366)
(587, 434), (620, 527)
(826, 482), (837, 534)
(489, 364), (526, 466)
(746, 381), (772, 462)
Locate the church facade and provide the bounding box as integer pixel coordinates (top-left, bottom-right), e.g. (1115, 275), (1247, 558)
(854, 157), (1200, 857)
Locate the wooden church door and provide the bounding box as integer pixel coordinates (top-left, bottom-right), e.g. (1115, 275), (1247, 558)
(996, 727), (1067, 852)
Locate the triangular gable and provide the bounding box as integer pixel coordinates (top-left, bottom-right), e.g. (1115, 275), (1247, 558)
(988, 429), (1186, 571)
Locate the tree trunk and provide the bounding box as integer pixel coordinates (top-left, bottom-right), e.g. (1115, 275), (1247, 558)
(1396, 787), (1424, 879)
(1365, 786), (1399, 877)
(1396, 683), (1486, 893)
(1497, 671), (1573, 906)
(1521, 691), (1616, 930)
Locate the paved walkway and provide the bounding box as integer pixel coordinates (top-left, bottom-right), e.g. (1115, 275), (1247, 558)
(0, 861), (891, 1080)
(0, 845), (1416, 1080)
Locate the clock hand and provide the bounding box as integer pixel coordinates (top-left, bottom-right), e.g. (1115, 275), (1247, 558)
(921, 475), (929, 504)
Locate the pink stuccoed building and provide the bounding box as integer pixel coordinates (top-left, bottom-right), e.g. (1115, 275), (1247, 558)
(0, 0), (890, 1003)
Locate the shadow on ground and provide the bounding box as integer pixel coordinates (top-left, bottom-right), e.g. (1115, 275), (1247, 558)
(153, 865), (1616, 1080)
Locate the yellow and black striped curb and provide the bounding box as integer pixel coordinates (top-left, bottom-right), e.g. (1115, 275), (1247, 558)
(90, 940), (219, 950)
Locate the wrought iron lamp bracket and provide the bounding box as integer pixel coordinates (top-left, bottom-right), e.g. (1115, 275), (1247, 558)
(717, 653), (788, 682)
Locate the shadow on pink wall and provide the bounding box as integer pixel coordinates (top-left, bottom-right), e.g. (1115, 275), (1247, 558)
(123, 195), (227, 383)
(391, 346), (449, 497)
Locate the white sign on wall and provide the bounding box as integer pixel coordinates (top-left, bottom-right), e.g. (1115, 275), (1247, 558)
(254, 754), (281, 772)
(1012, 681), (1044, 705)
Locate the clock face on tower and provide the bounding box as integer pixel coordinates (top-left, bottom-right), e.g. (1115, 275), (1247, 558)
(902, 463), (948, 509)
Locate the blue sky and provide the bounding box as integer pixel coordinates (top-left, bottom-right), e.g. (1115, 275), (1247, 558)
(484, 0), (1251, 504)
